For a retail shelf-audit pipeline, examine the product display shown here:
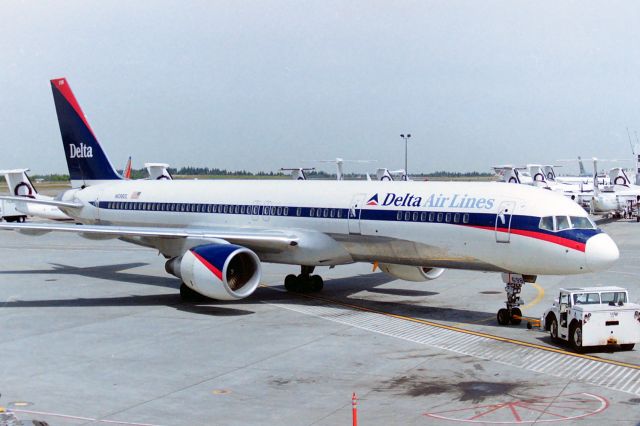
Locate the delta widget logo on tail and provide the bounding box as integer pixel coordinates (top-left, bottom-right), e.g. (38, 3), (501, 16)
(367, 192), (495, 210)
(69, 142), (93, 159)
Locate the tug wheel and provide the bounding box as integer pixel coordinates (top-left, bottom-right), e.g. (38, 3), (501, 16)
(570, 323), (584, 353)
(549, 317), (559, 342)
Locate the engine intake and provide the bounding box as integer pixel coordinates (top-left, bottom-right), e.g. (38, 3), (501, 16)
(166, 243), (261, 300)
(379, 263), (445, 282)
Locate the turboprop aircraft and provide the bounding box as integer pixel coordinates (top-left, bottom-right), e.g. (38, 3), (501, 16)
(376, 168), (409, 181)
(1, 160), (172, 221)
(0, 169), (72, 221)
(0, 78), (620, 327)
(281, 168), (315, 180)
(589, 161), (640, 218)
(493, 165), (593, 208)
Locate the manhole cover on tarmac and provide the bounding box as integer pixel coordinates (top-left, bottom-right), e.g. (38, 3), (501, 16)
(423, 392), (608, 423)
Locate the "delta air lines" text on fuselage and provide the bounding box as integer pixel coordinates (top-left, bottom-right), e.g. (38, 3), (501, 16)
(377, 192), (495, 210)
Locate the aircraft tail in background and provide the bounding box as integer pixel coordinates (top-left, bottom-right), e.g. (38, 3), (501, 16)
(0, 169), (39, 199)
(50, 78), (122, 188)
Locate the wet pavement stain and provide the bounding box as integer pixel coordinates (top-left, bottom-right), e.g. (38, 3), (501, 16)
(621, 397), (640, 405)
(377, 375), (524, 404)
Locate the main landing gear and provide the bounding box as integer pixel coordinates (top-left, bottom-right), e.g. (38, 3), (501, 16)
(496, 273), (535, 326)
(284, 266), (324, 293)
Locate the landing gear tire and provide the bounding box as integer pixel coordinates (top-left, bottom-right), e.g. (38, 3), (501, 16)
(180, 283), (206, 302)
(570, 323), (584, 353)
(549, 318), (559, 342)
(311, 275), (324, 292)
(621, 343), (635, 351)
(510, 307), (522, 325)
(284, 274), (298, 292)
(284, 267), (324, 293)
(497, 308), (510, 325)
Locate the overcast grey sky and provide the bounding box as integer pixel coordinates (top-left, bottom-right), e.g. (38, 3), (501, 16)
(1, 1), (639, 175)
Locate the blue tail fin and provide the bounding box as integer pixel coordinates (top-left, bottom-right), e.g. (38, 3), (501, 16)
(50, 78), (121, 187)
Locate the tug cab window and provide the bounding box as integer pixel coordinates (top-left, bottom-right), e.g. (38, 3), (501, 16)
(601, 291), (627, 304)
(572, 292), (600, 305)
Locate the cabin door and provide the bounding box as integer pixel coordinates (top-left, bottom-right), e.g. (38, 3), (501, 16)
(348, 194), (366, 234)
(495, 200), (516, 243)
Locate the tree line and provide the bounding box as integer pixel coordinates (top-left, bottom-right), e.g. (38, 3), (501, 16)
(28, 167), (493, 181)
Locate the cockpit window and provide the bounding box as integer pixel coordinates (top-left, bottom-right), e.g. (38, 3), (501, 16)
(555, 216), (571, 231)
(570, 216), (595, 230)
(539, 215), (596, 232)
(539, 216), (554, 231)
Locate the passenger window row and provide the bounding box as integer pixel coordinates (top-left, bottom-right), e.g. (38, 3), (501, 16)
(309, 208), (344, 218)
(105, 201), (298, 216)
(396, 210), (470, 224)
(103, 201), (474, 225)
(103, 201), (349, 219)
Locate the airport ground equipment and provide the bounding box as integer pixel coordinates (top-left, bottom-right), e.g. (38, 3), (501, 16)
(0, 200), (26, 223)
(541, 286), (640, 352)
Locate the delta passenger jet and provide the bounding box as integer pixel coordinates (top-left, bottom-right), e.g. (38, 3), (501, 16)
(0, 79), (620, 326)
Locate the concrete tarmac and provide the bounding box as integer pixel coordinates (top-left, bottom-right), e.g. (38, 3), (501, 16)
(0, 219), (639, 425)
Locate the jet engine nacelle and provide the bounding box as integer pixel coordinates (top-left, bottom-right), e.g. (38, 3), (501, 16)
(379, 263), (445, 282)
(165, 244), (261, 300)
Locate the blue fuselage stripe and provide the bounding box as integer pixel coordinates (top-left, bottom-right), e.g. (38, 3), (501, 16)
(93, 200), (600, 246)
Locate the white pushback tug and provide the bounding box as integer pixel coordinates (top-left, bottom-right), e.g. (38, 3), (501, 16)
(542, 286), (640, 351)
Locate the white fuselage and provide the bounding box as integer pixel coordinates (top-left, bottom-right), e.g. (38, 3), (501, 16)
(56, 179), (617, 276)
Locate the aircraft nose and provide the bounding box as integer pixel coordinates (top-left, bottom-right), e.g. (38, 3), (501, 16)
(585, 233), (619, 272)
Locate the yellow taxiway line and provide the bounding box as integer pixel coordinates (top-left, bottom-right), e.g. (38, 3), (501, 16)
(521, 282), (545, 310)
(269, 287), (640, 370)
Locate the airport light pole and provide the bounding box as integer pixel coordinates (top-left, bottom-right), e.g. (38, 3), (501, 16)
(400, 133), (411, 180)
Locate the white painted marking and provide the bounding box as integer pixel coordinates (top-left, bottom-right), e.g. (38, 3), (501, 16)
(265, 296), (640, 396)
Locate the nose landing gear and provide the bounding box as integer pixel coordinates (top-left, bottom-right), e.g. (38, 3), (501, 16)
(497, 273), (535, 325)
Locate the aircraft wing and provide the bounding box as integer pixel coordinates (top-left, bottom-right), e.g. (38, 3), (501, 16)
(0, 222), (299, 251)
(0, 196), (83, 209)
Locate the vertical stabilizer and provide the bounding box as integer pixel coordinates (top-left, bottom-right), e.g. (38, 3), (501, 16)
(145, 163), (173, 180)
(124, 156), (132, 179)
(50, 78), (121, 188)
(0, 169), (38, 198)
(578, 156), (587, 177)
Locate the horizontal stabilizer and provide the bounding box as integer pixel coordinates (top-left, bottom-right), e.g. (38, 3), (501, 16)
(0, 196), (83, 209)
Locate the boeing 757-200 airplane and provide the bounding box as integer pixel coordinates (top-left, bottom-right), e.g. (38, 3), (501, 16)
(0, 78), (620, 326)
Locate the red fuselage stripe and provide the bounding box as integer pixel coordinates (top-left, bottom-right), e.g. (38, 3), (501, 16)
(468, 225), (586, 252)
